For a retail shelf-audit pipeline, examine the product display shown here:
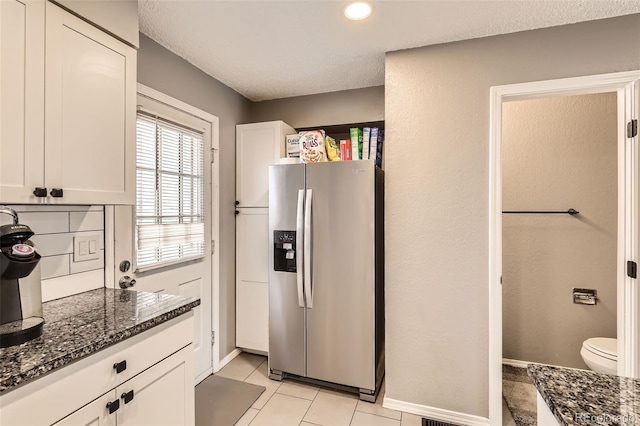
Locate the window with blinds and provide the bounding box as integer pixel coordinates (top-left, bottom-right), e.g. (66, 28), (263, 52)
(136, 112), (205, 270)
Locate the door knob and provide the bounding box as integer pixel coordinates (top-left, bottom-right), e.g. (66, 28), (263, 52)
(119, 276), (136, 289)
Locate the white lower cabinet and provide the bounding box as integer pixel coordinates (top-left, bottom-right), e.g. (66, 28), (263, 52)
(0, 314), (195, 426)
(235, 208), (269, 352)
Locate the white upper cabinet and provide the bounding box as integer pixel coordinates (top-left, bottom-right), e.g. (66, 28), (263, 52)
(0, 0), (136, 205)
(0, 0), (45, 204)
(236, 121), (295, 207)
(45, 1), (136, 205)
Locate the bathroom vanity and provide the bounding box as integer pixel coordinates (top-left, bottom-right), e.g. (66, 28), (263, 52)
(528, 364), (640, 425)
(0, 288), (200, 425)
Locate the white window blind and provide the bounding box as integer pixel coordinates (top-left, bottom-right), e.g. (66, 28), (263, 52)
(136, 112), (205, 270)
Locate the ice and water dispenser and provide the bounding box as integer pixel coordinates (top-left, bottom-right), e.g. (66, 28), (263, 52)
(273, 231), (296, 272)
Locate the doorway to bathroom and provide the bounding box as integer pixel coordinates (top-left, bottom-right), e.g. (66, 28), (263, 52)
(488, 71), (640, 425)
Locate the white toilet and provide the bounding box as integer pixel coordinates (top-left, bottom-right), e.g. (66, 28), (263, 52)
(580, 337), (617, 375)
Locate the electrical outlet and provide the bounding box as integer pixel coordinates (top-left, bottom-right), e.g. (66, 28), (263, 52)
(74, 234), (100, 262)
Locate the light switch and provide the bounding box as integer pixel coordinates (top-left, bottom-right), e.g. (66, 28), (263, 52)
(74, 233), (100, 262)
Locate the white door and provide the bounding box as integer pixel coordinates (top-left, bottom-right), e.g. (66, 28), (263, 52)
(113, 88), (218, 384)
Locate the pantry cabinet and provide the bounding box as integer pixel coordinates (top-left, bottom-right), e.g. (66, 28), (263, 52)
(0, 314), (194, 426)
(0, 0), (136, 205)
(236, 121), (294, 353)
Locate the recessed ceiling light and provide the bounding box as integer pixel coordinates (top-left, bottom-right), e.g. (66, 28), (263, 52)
(344, 1), (372, 21)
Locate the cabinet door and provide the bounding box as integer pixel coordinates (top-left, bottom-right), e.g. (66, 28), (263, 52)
(236, 122), (293, 207)
(0, 0), (44, 203)
(236, 208), (269, 352)
(117, 346), (194, 426)
(45, 2), (135, 205)
(54, 391), (117, 426)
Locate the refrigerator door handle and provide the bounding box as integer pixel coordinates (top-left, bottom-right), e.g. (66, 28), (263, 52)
(296, 189), (305, 308)
(304, 189), (313, 308)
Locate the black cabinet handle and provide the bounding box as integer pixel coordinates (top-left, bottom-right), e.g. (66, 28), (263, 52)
(106, 399), (120, 414)
(121, 390), (134, 404)
(235, 210), (239, 215)
(33, 187), (47, 197)
(235, 200), (239, 205)
(49, 188), (63, 197)
(113, 360), (127, 374)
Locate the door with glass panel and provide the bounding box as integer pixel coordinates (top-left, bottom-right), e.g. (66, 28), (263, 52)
(113, 91), (213, 384)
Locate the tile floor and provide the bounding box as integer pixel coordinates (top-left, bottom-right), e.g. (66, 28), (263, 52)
(215, 352), (422, 426)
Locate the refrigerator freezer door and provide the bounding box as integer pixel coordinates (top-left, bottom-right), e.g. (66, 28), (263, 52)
(305, 161), (376, 390)
(268, 164), (306, 377)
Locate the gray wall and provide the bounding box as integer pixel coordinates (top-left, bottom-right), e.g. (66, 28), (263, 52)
(385, 14), (640, 418)
(53, 0), (139, 47)
(251, 86), (384, 128)
(137, 34), (252, 361)
(502, 94), (617, 369)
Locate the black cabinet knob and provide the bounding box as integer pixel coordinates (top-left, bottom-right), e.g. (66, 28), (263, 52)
(235, 210), (239, 215)
(49, 188), (63, 197)
(235, 200), (239, 205)
(113, 360), (127, 374)
(106, 399), (120, 414)
(33, 187), (47, 197)
(121, 390), (135, 404)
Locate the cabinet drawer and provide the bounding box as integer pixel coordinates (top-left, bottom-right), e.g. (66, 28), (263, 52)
(0, 313), (193, 426)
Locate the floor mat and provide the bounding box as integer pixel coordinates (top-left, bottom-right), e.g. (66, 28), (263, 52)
(502, 365), (537, 426)
(195, 375), (265, 426)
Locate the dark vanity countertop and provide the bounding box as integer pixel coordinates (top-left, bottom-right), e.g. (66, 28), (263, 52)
(528, 364), (640, 425)
(0, 288), (200, 395)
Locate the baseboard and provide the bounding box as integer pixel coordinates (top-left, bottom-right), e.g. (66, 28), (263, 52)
(383, 397), (489, 426)
(217, 348), (242, 372)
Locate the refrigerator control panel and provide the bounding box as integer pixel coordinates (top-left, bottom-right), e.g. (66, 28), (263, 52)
(274, 230), (296, 273)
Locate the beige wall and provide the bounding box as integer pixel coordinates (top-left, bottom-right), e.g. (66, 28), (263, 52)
(137, 34), (253, 360)
(385, 14), (640, 418)
(502, 94), (617, 369)
(251, 86), (384, 128)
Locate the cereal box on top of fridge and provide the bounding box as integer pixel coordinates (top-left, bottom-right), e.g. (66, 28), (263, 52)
(299, 130), (327, 163)
(285, 134), (301, 158)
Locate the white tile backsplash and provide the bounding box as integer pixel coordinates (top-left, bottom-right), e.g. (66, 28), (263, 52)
(4, 205), (105, 301)
(70, 211), (103, 232)
(16, 212), (69, 234)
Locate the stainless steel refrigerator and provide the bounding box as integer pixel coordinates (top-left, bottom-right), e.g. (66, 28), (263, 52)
(268, 160), (384, 401)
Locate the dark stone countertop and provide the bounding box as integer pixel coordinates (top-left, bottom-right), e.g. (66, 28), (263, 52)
(528, 364), (640, 425)
(0, 287), (200, 395)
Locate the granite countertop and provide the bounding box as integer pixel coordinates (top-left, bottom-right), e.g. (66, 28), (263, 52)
(0, 287), (200, 395)
(528, 364), (640, 425)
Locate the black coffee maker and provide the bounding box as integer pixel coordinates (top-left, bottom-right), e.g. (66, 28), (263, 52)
(0, 206), (44, 347)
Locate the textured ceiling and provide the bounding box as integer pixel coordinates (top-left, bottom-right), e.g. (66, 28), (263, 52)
(139, 1), (640, 102)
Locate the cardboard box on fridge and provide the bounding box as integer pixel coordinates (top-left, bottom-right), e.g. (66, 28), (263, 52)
(286, 134), (301, 158)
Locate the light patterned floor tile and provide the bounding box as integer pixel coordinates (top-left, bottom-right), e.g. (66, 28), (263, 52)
(235, 408), (259, 426)
(250, 393), (312, 426)
(216, 352), (266, 381)
(400, 412), (422, 426)
(299, 423), (321, 426)
(277, 381), (319, 400)
(244, 361), (283, 409)
(303, 389), (358, 426)
(351, 411), (401, 426)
